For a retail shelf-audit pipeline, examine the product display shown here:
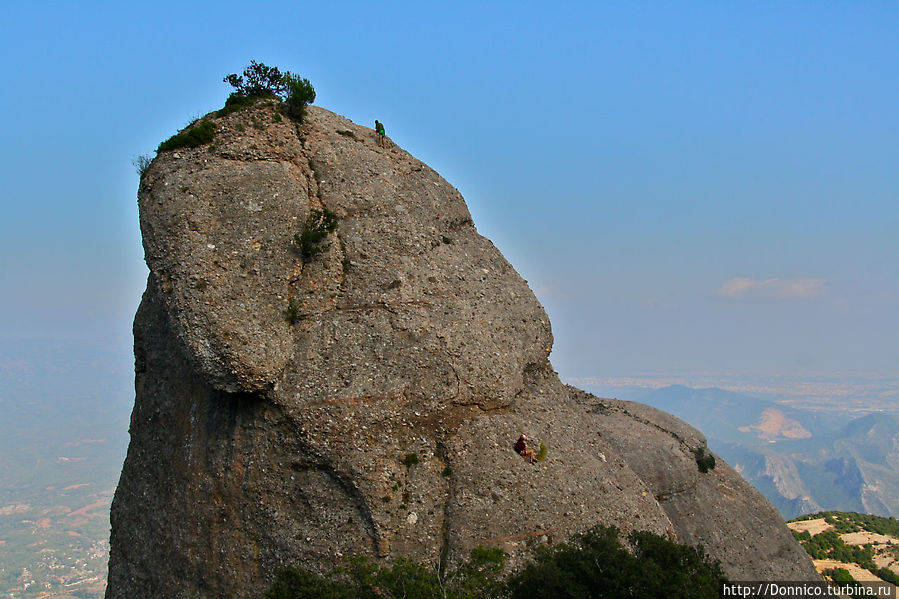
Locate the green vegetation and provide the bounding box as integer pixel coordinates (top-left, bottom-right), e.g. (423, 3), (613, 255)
(791, 529), (812, 542)
(216, 93), (260, 117)
(793, 511), (899, 537)
(152, 61), (314, 163)
(796, 530), (876, 569)
(266, 526), (727, 599)
(133, 154), (152, 178)
(536, 442), (547, 462)
(401, 453), (420, 468)
(283, 299), (304, 324)
(507, 526), (726, 599)
(157, 119), (216, 153)
(224, 60), (289, 100)
(222, 60), (315, 122)
(825, 567), (855, 583)
(876, 567), (899, 585)
(267, 547), (506, 599)
(284, 73), (316, 121)
(336, 129), (357, 139)
(693, 447), (716, 473)
(790, 511), (899, 585)
(294, 208), (338, 262)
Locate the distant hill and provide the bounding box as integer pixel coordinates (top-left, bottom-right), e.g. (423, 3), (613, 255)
(787, 511), (899, 585)
(587, 384), (899, 519)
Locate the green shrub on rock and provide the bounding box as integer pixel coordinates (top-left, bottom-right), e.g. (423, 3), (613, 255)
(157, 120), (216, 153)
(283, 73), (316, 121)
(154, 61), (314, 158)
(267, 525), (726, 599)
(133, 154), (152, 178)
(222, 61), (316, 122)
(507, 526), (726, 599)
(224, 60), (288, 101)
(283, 299), (305, 325)
(266, 548), (506, 599)
(294, 208), (338, 262)
(693, 447), (716, 473)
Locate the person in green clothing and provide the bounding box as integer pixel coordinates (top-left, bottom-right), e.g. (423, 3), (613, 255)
(375, 119), (386, 146)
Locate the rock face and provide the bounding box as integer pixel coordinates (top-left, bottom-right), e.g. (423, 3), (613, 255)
(107, 103), (818, 597)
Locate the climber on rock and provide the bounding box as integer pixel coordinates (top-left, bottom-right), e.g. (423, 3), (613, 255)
(375, 119), (386, 146)
(514, 433), (538, 464)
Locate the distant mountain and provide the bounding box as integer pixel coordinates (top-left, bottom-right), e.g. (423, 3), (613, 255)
(589, 384), (899, 519)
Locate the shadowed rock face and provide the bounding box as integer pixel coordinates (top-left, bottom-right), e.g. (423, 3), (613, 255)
(107, 103), (818, 597)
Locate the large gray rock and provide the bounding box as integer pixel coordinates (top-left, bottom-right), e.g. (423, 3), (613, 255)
(107, 103), (818, 597)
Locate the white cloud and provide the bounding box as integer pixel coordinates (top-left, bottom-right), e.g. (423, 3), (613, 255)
(714, 277), (826, 300)
(534, 284), (564, 299)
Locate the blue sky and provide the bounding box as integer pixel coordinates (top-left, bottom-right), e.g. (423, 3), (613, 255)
(2, 1), (897, 383)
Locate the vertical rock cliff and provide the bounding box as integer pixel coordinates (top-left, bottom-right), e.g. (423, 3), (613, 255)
(107, 103), (818, 597)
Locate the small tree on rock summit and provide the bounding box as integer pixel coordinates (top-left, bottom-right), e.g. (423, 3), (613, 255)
(224, 60), (289, 99)
(223, 60), (316, 121)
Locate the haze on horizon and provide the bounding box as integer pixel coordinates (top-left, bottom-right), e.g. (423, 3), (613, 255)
(1, 2), (897, 392)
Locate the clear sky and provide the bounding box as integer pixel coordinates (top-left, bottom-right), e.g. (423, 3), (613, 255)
(2, 1), (897, 384)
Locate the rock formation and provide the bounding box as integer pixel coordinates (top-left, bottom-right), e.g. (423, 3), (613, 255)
(107, 102), (818, 597)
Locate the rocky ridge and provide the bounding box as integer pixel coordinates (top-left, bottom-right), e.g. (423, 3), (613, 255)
(107, 102), (819, 597)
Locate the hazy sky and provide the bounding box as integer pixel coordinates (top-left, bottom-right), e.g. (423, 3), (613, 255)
(2, 1), (897, 383)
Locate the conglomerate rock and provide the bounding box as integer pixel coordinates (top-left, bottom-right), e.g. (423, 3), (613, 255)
(107, 102), (818, 597)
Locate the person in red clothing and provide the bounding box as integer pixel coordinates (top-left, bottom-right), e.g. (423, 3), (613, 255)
(514, 434), (537, 464)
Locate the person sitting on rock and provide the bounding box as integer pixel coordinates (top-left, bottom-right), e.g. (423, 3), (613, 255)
(514, 434), (537, 464)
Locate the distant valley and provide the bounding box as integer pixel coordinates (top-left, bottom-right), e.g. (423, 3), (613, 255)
(0, 341), (132, 598)
(578, 382), (899, 519)
(2, 336), (896, 594)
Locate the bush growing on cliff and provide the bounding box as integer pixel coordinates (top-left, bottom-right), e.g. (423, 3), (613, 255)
(157, 120), (216, 153)
(224, 60), (288, 100)
(693, 447), (716, 473)
(506, 526), (727, 599)
(266, 526), (726, 599)
(536, 442), (547, 462)
(294, 208), (338, 262)
(223, 60), (315, 122)
(266, 548), (506, 599)
(283, 298), (305, 324)
(133, 154), (152, 178)
(283, 72), (316, 121)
